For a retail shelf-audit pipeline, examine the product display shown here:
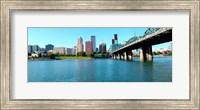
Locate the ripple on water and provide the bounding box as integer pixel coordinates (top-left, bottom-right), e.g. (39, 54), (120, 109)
(28, 58), (172, 82)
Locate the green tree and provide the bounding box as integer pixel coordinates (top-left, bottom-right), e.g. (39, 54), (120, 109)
(166, 51), (172, 56)
(157, 51), (162, 55)
(49, 54), (55, 59)
(48, 52), (55, 59)
(77, 52), (86, 56)
(89, 52), (96, 58)
(153, 52), (157, 55)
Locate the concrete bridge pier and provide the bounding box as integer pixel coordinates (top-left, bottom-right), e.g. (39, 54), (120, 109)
(127, 51), (132, 60)
(120, 53), (124, 60)
(112, 54), (115, 59)
(146, 46), (153, 61)
(123, 51), (132, 60)
(140, 46), (153, 61)
(117, 53), (121, 60)
(123, 52), (127, 60)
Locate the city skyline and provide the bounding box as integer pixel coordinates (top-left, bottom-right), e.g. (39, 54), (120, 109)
(28, 27), (172, 50)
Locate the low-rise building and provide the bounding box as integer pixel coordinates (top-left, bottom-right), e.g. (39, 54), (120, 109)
(65, 48), (73, 55)
(41, 51), (48, 57)
(99, 43), (106, 53)
(32, 45), (40, 53)
(72, 46), (77, 55)
(31, 53), (39, 57)
(53, 47), (65, 54)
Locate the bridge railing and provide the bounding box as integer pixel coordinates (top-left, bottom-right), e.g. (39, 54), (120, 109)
(111, 27), (172, 53)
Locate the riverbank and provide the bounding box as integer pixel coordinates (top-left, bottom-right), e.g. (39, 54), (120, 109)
(153, 55), (172, 58)
(28, 56), (93, 61)
(132, 55), (172, 58)
(55, 56), (92, 59)
(28, 55), (172, 61)
(28, 58), (55, 61)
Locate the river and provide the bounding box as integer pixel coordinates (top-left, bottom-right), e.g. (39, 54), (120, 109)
(28, 57), (172, 82)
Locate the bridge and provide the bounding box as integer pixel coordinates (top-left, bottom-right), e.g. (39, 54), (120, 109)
(111, 28), (172, 61)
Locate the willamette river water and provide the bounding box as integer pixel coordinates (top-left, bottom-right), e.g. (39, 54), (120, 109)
(28, 57), (172, 82)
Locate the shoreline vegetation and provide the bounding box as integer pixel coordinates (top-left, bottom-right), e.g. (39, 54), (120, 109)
(28, 56), (93, 61)
(28, 55), (93, 61)
(28, 51), (172, 61)
(28, 54), (172, 61)
(28, 52), (110, 61)
(56, 55), (92, 59)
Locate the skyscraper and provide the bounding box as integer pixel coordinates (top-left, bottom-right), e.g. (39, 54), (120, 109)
(99, 43), (106, 53)
(112, 39), (115, 44)
(114, 34), (118, 44)
(91, 36), (96, 52)
(85, 41), (93, 55)
(45, 44), (54, 52)
(77, 37), (84, 53)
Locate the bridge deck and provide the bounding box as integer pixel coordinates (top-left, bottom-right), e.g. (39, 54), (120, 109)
(112, 28), (172, 54)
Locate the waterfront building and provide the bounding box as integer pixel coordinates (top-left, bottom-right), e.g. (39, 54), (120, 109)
(77, 37), (84, 53)
(32, 45), (40, 53)
(85, 41), (93, 55)
(53, 47), (65, 54)
(65, 48), (73, 55)
(72, 46), (77, 55)
(162, 49), (172, 55)
(28, 45), (32, 54)
(31, 53), (39, 57)
(41, 52), (48, 57)
(99, 43), (106, 53)
(91, 36), (96, 52)
(45, 44), (54, 52)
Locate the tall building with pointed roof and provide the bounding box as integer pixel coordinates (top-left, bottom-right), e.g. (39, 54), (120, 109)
(77, 37), (84, 52)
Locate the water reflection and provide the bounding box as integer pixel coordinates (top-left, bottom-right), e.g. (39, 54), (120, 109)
(28, 57), (172, 82)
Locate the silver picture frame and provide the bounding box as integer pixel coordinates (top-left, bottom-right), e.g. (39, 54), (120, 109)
(1, 0), (199, 109)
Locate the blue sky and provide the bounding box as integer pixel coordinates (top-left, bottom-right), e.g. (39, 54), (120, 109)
(28, 27), (171, 50)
